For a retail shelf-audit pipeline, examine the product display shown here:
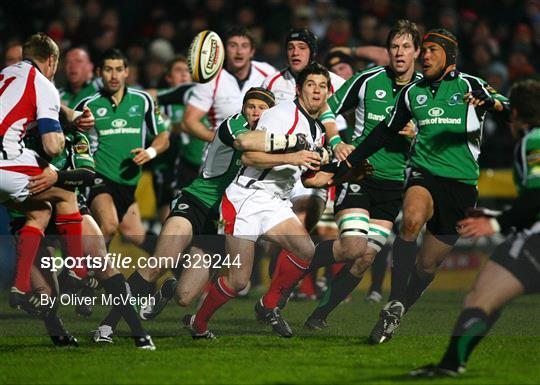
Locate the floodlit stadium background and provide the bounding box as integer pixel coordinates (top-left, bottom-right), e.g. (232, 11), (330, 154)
(0, 0), (538, 289)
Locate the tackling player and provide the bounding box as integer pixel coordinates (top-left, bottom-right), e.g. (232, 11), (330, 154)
(411, 78), (540, 377)
(184, 64), (347, 338)
(329, 29), (510, 343)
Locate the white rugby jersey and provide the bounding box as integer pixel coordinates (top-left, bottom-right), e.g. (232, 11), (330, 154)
(187, 60), (276, 131)
(0, 60), (61, 159)
(262, 67), (345, 104)
(235, 100), (324, 198)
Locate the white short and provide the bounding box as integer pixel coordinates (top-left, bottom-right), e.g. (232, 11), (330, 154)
(289, 178), (328, 203)
(220, 183), (297, 241)
(0, 149), (43, 203)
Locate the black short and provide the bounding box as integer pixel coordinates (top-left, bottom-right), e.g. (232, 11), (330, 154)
(87, 173), (136, 221)
(334, 176), (403, 222)
(406, 168), (478, 245)
(491, 232), (540, 294)
(169, 191), (218, 236)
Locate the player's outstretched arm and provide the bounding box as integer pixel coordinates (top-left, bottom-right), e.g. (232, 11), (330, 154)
(233, 131), (310, 153)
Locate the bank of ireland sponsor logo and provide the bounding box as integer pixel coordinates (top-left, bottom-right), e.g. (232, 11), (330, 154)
(385, 106), (393, 115)
(428, 107), (444, 117)
(416, 94), (427, 105)
(97, 107), (107, 117)
(375, 89), (386, 99)
(112, 118), (128, 128)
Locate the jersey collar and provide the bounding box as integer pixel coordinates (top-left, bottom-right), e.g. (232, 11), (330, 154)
(22, 58), (43, 73)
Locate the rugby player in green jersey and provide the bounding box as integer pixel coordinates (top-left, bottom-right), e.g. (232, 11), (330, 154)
(304, 20), (421, 330)
(58, 47), (102, 109)
(149, 56), (207, 223)
(411, 78), (540, 377)
(75, 48), (169, 253)
(93, 88), (317, 340)
(328, 28), (510, 343)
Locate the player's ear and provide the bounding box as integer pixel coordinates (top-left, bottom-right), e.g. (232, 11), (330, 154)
(414, 47), (420, 60)
(124, 66), (130, 78)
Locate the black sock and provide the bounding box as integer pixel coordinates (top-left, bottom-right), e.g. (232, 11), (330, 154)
(101, 273), (147, 337)
(404, 267), (434, 310)
(308, 240), (336, 272)
(100, 271), (153, 331)
(140, 231), (158, 255)
(310, 266), (362, 320)
(440, 307), (493, 370)
(369, 245), (389, 293)
(44, 312), (68, 337)
(389, 237), (417, 303)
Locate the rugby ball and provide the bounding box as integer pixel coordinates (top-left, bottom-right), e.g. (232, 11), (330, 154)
(188, 30), (224, 83)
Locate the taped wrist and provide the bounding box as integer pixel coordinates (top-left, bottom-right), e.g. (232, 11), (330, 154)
(265, 133), (308, 152)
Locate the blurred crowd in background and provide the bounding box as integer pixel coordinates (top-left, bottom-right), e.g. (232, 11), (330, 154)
(1, 0), (540, 168)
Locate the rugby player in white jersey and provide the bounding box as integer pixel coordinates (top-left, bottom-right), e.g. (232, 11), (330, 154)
(183, 63), (355, 338)
(182, 26), (276, 142)
(0, 33), (93, 316)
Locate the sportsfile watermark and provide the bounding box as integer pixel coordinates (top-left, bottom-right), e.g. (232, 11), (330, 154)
(40, 252), (242, 272)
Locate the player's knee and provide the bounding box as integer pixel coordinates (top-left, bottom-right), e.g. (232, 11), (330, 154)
(401, 215), (423, 239)
(296, 241), (316, 261)
(417, 258), (438, 276)
(100, 221), (119, 240)
(228, 276), (250, 292)
(339, 236), (367, 261)
(175, 292), (193, 307)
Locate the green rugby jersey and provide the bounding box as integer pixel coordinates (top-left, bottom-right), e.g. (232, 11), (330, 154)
(161, 102), (207, 167)
(349, 70), (508, 185)
(59, 78), (102, 109)
(76, 87), (167, 186)
(328, 66), (422, 181)
(183, 113), (249, 208)
(514, 127), (540, 220)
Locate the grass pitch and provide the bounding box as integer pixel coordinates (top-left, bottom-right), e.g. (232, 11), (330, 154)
(0, 290), (538, 385)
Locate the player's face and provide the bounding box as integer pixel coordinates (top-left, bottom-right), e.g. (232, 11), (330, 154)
(100, 59), (129, 94)
(389, 33), (419, 76)
(4, 45), (22, 66)
(166, 61), (191, 86)
(287, 41), (310, 74)
(331, 63), (354, 80)
(65, 49), (93, 86)
(421, 42), (445, 80)
(243, 99), (270, 127)
(226, 36), (254, 72)
(298, 74), (329, 115)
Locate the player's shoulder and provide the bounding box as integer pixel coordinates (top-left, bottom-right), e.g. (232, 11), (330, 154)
(77, 90), (103, 108)
(127, 87), (153, 101)
(227, 112), (248, 126)
(263, 67), (289, 86)
(251, 60), (277, 78)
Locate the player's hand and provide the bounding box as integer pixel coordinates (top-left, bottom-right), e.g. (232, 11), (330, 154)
(464, 91), (500, 110)
(131, 148), (153, 165)
(74, 107), (95, 131)
(28, 166), (58, 194)
(327, 159), (374, 186)
(399, 120), (417, 138)
(457, 217), (496, 238)
(333, 142), (354, 161)
(302, 170), (334, 188)
(287, 150), (321, 170)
